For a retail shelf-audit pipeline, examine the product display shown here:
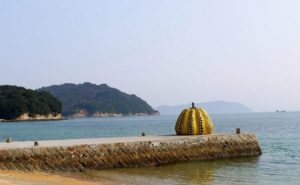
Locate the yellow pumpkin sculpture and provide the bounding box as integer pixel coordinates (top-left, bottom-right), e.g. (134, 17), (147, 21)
(175, 103), (214, 135)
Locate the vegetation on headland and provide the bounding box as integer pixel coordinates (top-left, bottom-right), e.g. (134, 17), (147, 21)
(0, 85), (62, 120)
(39, 82), (159, 117)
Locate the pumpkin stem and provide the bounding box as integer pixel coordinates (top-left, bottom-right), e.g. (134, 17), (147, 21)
(192, 102), (195, 108)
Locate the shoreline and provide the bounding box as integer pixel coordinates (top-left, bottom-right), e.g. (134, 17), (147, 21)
(0, 113), (63, 122)
(0, 118), (65, 123)
(68, 112), (160, 119)
(0, 113), (160, 123)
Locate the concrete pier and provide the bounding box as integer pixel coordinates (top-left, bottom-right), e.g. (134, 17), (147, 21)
(0, 133), (262, 172)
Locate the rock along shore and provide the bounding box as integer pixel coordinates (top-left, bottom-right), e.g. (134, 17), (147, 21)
(0, 113), (63, 122)
(0, 134), (262, 172)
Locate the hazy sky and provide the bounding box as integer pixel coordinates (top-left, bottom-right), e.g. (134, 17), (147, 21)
(1, 0), (300, 111)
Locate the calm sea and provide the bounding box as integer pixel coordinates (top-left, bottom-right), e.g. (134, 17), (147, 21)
(0, 112), (299, 185)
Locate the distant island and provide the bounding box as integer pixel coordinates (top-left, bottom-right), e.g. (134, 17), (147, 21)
(156, 101), (253, 114)
(39, 82), (159, 117)
(0, 85), (62, 121)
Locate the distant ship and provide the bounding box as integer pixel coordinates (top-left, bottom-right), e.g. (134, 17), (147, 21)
(276, 110), (286, 113)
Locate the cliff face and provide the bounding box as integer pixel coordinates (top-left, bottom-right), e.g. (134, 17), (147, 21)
(71, 109), (159, 118)
(10, 113), (62, 121)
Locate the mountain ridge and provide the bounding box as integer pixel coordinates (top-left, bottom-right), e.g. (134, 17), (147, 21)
(156, 101), (253, 114)
(39, 82), (159, 117)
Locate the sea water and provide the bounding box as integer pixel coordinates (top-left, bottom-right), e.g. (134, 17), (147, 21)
(0, 112), (299, 184)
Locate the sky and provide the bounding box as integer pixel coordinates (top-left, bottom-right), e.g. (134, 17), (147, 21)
(1, 0), (300, 112)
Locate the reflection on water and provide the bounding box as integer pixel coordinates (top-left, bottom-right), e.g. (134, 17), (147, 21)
(82, 157), (259, 185)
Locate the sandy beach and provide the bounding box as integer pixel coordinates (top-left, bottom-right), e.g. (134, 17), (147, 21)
(0, 170), (120, 185)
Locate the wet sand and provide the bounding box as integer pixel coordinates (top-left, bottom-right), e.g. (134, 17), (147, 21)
(0, 170), (119, 185)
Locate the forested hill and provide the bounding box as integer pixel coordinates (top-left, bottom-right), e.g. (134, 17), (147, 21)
(39, 82), (159, 117)
(0, 85), (62, 120)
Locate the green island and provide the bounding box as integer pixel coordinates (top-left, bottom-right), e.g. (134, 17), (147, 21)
(0, 85), (62, 121)
(39, 82), (159, 117)
(0, 83), (159, 121)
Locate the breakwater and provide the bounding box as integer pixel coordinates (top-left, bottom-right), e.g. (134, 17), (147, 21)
(0, 134), (261, 172)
